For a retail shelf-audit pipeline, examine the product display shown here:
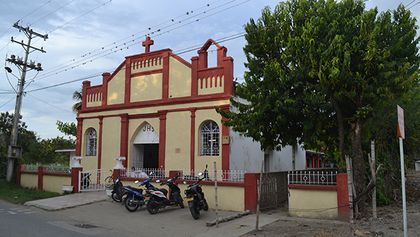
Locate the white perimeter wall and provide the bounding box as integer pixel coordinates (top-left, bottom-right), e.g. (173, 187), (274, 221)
(229, 129), (306, 172)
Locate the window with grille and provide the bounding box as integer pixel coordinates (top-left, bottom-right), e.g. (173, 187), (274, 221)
(200, 120), (219, 156)
(85, 128), (97, 156)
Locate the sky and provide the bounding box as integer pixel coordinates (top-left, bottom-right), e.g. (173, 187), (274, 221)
(0, 0), (418, 140)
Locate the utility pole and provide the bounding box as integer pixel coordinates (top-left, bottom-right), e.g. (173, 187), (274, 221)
(5, 21), (47, 182)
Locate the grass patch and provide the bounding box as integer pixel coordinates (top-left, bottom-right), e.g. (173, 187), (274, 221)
(0, 179), (60, 204)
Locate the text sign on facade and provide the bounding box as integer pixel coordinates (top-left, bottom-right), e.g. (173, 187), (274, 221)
(397, 105), (405, 139)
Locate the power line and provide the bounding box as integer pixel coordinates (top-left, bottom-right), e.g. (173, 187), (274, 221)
(25, 74), (100, 93)
(29, 0), (78, 27)
(0, 97), (15, 109)
(408, 1), (420, 9)
(36, 0), (246, 78)
(27, 93), (73, 114)
(19, 32), (245, 94)
(35, 0), (250, 81)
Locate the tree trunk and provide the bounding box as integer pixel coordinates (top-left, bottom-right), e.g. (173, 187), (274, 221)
(350, 120), (366, 216)
(333, 101), (345, 163)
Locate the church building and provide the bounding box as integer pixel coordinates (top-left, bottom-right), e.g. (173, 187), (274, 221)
(75, 37), (309, 174)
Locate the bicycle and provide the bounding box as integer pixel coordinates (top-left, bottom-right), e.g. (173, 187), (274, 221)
(104, 170), (115, 189)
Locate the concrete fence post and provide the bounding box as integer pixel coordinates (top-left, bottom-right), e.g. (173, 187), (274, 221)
(244, 173), (259, 212)
(71, 167), (83, 193)
(37, 166), (47, 191)
(336, 173), (350, 219)
(16, 164), (23, 185)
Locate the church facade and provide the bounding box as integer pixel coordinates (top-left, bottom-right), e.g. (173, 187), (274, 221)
(75, 37), (308, 174)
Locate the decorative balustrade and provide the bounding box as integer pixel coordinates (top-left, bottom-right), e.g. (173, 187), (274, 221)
(86, 85), (103, 107)
(121, 168), (245, 183)
(131, 56), (163, 73)
(288, 170), (337, 185)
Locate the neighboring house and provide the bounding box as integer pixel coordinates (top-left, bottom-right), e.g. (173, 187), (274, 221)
(75, 37), (313, 173)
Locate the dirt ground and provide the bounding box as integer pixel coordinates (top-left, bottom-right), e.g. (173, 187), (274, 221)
(242, 201), (420, 237)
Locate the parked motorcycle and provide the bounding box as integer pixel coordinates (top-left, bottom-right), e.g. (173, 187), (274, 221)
(123, 175), (166, 212)
(111, 177), (125, 203)
(146, 174), (184, 214)
(184, 170), (209, 219)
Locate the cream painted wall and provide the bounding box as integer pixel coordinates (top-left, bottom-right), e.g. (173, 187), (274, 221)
(130, 73), (162, 102)
(20, 173), (38, 189)
(198, 76), (224, 95)
(123, 180), (244, 211)
(81, 119), (99, 171)
(165, 111), (190, 170)
(87, 100), (102, 108)
(289, 188), (338, 219)
(169, 57), (191, 98)
(128, 118), (160, 168)
(101, 117), (121, 172)
(107, 67), (125, 105)
(195, 109), (222, 171)
(43, 175), (71, 194)
(79, 100), (229, 118)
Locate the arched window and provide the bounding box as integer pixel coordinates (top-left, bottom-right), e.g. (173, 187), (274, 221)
(85, 128), (97, 156)
(200, 120), (219, 156)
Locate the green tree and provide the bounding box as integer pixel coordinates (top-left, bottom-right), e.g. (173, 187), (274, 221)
(72, 89), (82, 112)
(221, 0), (419, 214)
(56, 120), (76, 137)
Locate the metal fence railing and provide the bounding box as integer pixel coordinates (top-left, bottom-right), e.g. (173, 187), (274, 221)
(288, 170), (337, 185)
(122, 168), (245, 183)
(22, 163), (70, 173)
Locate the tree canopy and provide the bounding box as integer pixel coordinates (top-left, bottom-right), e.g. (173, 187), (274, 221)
(220, 0), (419, 213)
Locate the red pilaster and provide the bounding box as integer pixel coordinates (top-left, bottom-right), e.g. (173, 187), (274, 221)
(190, 109), (196, 171)
(221, 117), (230, 171)
(336, 173), (350, 219)
(124, 58), (132, 104)
(198, 50), (208, 69)
(162, 52), (170, 100)
(191, 56), (198, 97)
(159, 111), (167, 169)
(76, 117), (83, 156)
(102, 72), (110, 107)
(223, 56), (234, 95)
(37, 166), (46, 191)
(244, 173), (259, 212)
(71, 167), (83, 193)
(98, 116), (103, 171)
(82, 80), (91, 111)
(120, 114), (129, 168)
(112, 168), (124, 179)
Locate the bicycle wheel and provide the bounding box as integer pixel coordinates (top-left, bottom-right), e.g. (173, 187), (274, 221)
(104, 176), (113, 189)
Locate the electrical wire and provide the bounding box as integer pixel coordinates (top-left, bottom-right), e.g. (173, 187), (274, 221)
(29, 0), (78, 27)
(27, 93), (73, 114)
(35, 0), (250, 81)
(0, 97), (15, 109)
(18, 32), (245, 95)
(43, 0), (230, 73)
(25, 74), (100, 93)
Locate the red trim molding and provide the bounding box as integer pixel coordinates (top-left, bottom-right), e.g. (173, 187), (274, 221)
(190, 108), (196, 171)
(162, 52), (170, 100)
(158, 110), (167, 169)
(98, 116), (103, 171)
(124, 58), (132, 105)
(221, 109), (230, 171)
(71, 167), (83, 193)
(82, 81), (90, 111)
(37, 166), (46, 191)
(288, 184), (337, 191)
(120, 114), (129, 168)
(102, 73), (110, 107)
(76, 118), (83, 156)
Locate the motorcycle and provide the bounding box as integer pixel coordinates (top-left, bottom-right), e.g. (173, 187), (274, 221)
(146, 174), (184, 214)
(111, 177), (125, 203)
(122, 176), (152, 212)
(184, 170), (209, 219)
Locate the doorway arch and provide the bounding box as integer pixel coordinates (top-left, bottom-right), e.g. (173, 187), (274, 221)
(131, 123), (159, 169)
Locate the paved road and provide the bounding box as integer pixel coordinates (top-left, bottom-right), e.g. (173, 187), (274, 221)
(0, 199), (279, 237)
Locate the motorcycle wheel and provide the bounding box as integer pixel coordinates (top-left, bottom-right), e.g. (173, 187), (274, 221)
(124, 196), (139, 212)
(177, 193), (184, 208)
(111, 192), (122, 202)
(202, 198), (209, 211)
(188, 201), (200, 220)
(146, 199), (159, 214)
